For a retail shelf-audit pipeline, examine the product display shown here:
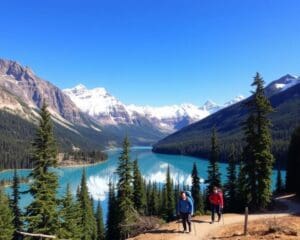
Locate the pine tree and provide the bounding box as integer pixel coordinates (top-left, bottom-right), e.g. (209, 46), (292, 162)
(236, 162), (250, 212)
(145, 180), (151, 215)
(275, 168), (283, 193)
(59, 184), (81, 239)
(132, 159), (146, 214)
(162, 165), (175, 222)
(191, 162), (204, 215)
(77, 169), (97, 240)
(95, 201), (105, 240)
(286, 126), (300, 195)
(10, 168), (22, 239)
(0, 188), (15, 240)
(148, 182), (159, 216)
(116, 136), (135, 239)
(25, 102), (59, 235)
(207, 127), (222, 190)
(106, 181), (119, 240)
(224, 145), (238, 212)
(240, 73), (274, 209)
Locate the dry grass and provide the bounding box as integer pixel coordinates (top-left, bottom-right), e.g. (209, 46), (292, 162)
(210, 215), (300, 240)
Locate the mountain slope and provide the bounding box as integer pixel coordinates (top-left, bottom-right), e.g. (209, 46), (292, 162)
(0, 59), (161, 169)
(153, 75), (300, 165)
(0, 59), (178, 169)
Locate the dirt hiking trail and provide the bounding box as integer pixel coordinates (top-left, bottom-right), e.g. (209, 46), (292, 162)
(129, 194), (300, 240)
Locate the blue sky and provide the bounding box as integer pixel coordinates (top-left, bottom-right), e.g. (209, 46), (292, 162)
(0, 0), (299, 106)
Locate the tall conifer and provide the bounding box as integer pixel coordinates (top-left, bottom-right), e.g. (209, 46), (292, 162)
(10, 168), (22, 239)
(162, 165), (175, 222)
(25, 103), (59, 235)
(207, 127), (221, 190)
(0, 188), (15, 240)
(59, 184), (81, 239)
(106, 182), (119, 240)
(240, 73), (274, 209)
(95, 201), (105, 240)
(77, 169), (97, 240)
(286, 126), (300, 195)
(191, 162), (204, 214)
(132, 159), (146, 214)
(116, 136), (135, 239)
(225, 145), (238, 212)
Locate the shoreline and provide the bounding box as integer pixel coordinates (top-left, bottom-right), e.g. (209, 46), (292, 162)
(57, 160), (106, 169)
(0, 160), (107, 173)
(0, 146), (152, 173)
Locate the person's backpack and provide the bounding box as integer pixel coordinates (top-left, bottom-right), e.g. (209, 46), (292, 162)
(185, 191), (194, 215)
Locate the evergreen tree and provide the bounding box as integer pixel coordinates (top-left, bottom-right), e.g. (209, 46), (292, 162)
(10, 168), (22, 239)
(224, 145), (238, 212)
(236, 162), (249, 212)
(59, 184), (81, 239)
(286, 126), (300, 195)
(148, 182), (159, 216)
(25, 103), (59, 235)
(207, 127), (222, 190)
(77, 169), (97, 240)
(240, 73), (274, 209)
(191, 162), (204, 215)
(116, 136), (135, 239)
(95, 201), (105, 240)
(162, 165), (175, 222)
(0, 188), (15, 240)
(275, 168), (283, 193)
(106, 182), (119, 240)
(132, 159), (146, 214)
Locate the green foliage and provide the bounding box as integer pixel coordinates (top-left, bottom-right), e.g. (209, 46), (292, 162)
(106, 182), (119, 240)
(191, 162), (204, 215)
(62, 150), (107, 165)
(148, 182), (160, 216)
(207, 127), (221, 190)
(10, 169), (22, 239)
(77, 169), (97, 240)
(0, 110), (35, 170)
(25, 103), (60, 235)
(0, 109), (108, 171)
(224, 145), (238, 212)
(0, 188), (15, 240)
(162, 165), (175, 222)
(58, 184), (81, 239)
(286, 126), (300, 195)
(133, 159), (146, 214)
(240, 73), (274, 210)
(153, 83), (300, 169)
(95, 201), (105, 240)
(116, 136), (136, 239)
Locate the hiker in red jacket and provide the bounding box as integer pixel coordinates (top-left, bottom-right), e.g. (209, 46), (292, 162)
(209, 186), (224, 224)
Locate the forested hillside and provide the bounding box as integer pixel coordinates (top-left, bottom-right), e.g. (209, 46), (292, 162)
(0, 110), (109, 170)
(153, 83), (300, 167)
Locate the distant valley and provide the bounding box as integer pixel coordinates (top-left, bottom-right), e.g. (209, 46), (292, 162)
(0, 58), (299, 169)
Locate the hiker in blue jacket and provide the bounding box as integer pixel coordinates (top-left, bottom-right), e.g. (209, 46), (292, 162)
(177, 191), (192, 233)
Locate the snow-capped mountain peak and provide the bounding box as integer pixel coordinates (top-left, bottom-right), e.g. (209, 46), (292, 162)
(63, 85), (246, 132)
(265, 74), (300, 96)
(202, 100), (219, 110)
(224, 95), (245, 106)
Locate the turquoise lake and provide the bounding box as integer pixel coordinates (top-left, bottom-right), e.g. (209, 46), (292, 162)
(0, 147), (285, 221)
